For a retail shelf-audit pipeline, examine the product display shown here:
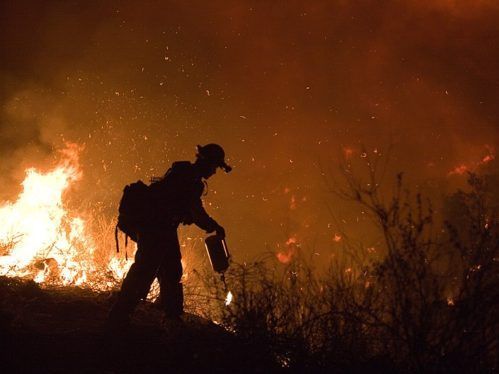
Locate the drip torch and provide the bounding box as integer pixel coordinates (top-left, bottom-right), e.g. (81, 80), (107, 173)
(204, 234), (231, 302)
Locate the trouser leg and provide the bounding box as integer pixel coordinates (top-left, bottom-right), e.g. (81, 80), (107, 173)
(156, 231), (183, 318)
(109, 231), (165, 320)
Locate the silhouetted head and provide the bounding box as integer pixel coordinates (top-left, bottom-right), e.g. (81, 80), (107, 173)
(194, 144), (232, 179)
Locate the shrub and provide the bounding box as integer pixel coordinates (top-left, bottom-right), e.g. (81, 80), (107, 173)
(200, 172), (498, 372)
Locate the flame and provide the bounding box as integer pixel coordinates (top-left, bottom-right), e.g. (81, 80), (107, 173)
(481, 154), (495, 163)
(225, 291), (233, 306)
(448, 146), (496, 176)
(343, 147), (354, 159)
(277, 236), (299, 264)
(448, 164), (469, 176)
(108, 256), (134, 282)
(0, 143), (130, 289)
(276, 251), (294, 264)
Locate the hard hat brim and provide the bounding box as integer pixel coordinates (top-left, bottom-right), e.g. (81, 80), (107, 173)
(220, 162), (232, 173)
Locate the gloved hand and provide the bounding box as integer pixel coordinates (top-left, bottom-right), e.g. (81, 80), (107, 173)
(214, 224), (226, 239)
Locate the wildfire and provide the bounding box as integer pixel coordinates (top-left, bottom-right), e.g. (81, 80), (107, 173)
(0, 143), (131, 289)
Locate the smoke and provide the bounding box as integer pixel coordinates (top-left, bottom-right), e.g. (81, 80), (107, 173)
(0, 0), (498, 258)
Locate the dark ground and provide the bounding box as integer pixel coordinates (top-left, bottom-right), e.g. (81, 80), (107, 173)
(0, 277), (277, 373)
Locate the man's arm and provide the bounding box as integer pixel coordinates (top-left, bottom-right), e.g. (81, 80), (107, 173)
(190, 198), (225, 238)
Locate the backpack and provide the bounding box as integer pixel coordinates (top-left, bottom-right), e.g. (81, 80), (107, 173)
(114, 180), (150, 256)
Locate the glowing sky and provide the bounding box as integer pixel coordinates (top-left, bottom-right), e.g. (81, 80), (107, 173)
(1, 1), (498, 260)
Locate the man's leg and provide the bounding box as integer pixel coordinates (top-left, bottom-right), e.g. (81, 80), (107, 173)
(109, 230), (165, 324)
(156, 230), (184, 319)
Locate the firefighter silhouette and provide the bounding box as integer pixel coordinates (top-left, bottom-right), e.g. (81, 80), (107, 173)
(109, 144), (231, 327)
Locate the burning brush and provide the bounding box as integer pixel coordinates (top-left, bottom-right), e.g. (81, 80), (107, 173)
(0, 143), (132, 289)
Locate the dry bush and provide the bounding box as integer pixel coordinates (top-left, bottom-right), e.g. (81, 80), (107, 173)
(199, 168), (498, 372)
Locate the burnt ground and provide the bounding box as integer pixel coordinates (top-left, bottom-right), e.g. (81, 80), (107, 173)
(0, 277), (277, 373)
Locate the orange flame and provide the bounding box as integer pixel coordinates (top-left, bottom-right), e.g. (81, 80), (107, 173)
(343, 147), (354, 159)
(448, 146), (495, 176)
(0, 143), (131, 288)
(448, 164), (469, 176)
(277, 236), (299, 264)
(276, 251), (294, 264)
(481, 154), (494, 163)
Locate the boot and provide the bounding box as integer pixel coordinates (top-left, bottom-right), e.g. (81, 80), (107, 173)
(106, 298), (134, 332)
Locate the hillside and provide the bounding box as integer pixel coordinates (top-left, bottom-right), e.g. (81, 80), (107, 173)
(0, 277), (276, 373)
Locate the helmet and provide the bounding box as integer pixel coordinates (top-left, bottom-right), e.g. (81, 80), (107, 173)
(196, 144), (232, 173)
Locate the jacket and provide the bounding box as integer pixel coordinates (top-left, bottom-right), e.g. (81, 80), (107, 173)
(148, 161), (219, 232)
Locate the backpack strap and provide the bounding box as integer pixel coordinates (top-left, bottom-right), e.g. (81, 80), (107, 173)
(115, 224), (120, 253)
(114, 224), (129, 260)
(124, 235), (129, 261)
